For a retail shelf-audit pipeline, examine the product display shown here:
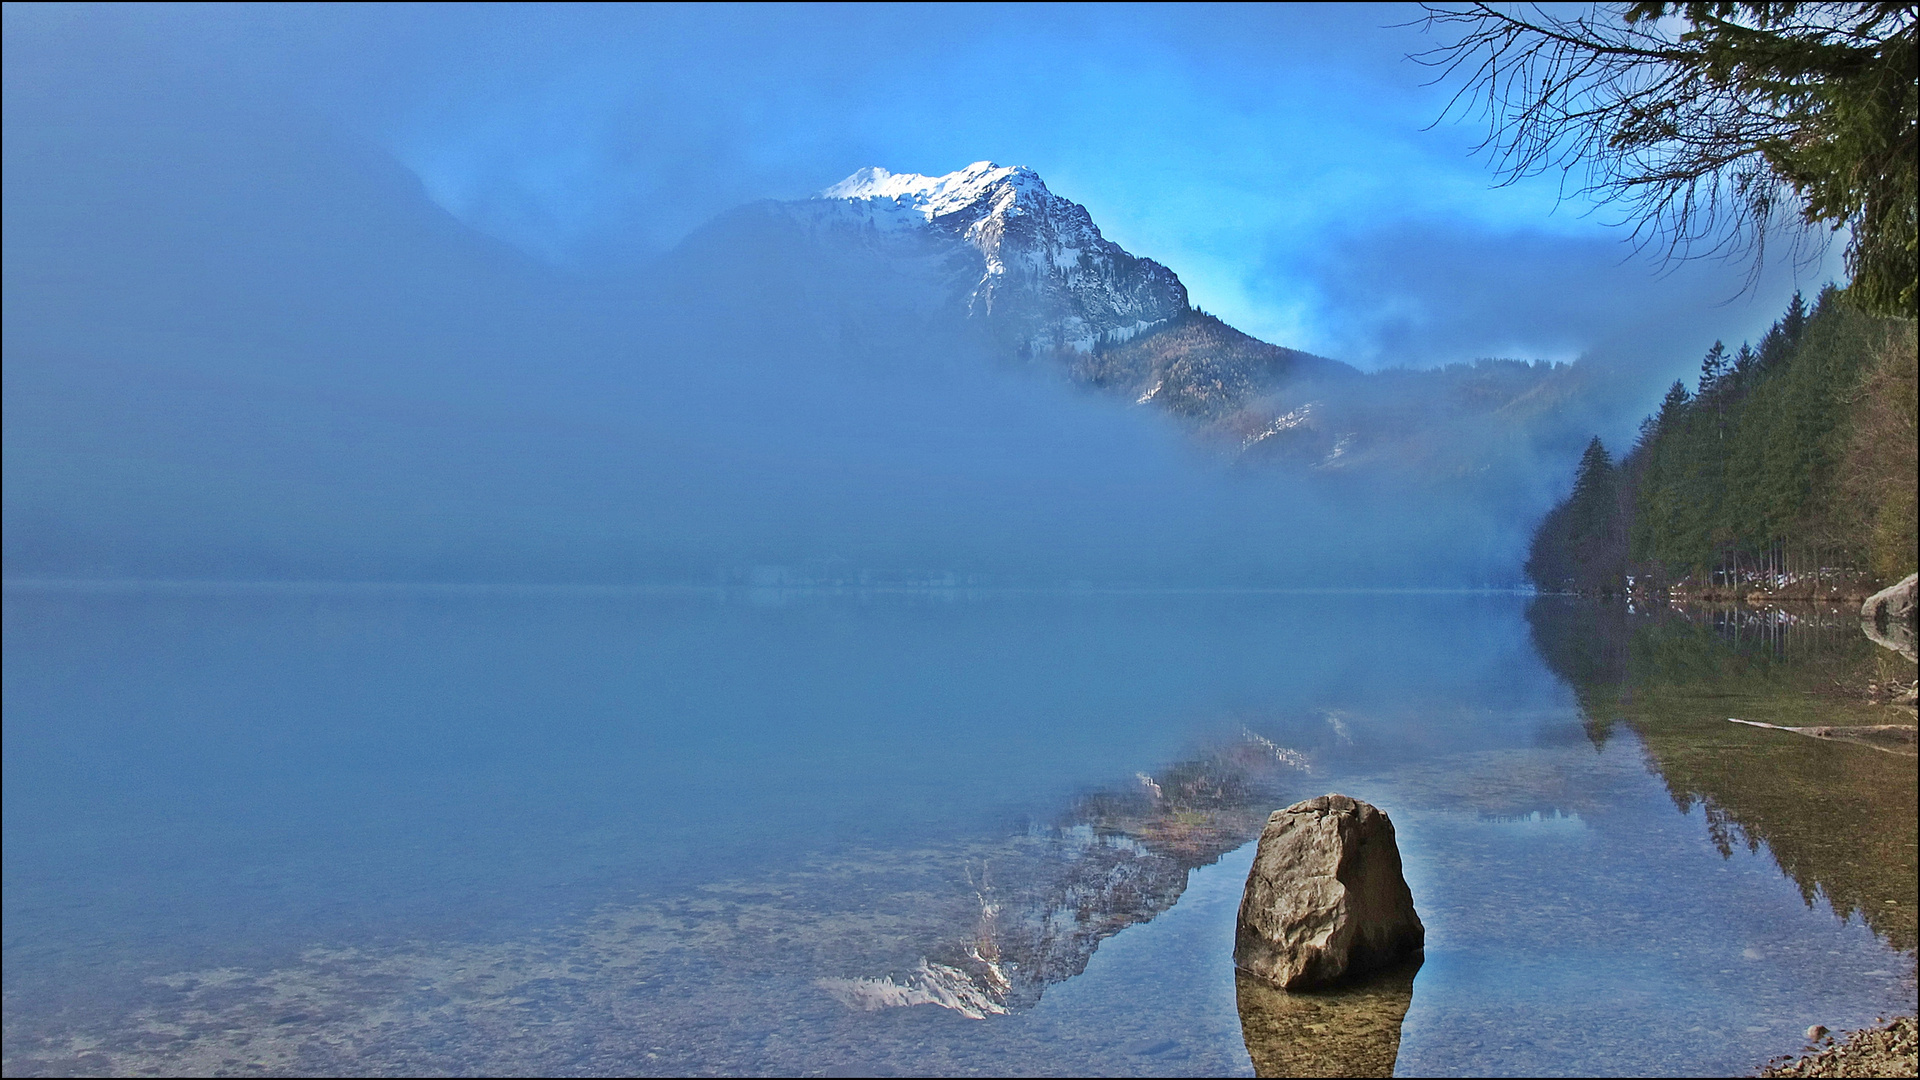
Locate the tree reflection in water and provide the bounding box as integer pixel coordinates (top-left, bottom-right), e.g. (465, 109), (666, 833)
(1526, 597), (1919, 954)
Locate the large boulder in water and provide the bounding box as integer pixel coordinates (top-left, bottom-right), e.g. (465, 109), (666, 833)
(1862, 573), (1918, 664)
(1234, 794), (1424, 989)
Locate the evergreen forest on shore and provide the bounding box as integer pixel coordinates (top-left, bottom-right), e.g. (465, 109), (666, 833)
(1527, 287), (1918, 597)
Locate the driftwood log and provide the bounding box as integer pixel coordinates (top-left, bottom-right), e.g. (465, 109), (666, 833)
(1728, 718), (1917, 756)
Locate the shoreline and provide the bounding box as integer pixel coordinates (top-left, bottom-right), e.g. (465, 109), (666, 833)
(1760, 1016), (1918, 1077)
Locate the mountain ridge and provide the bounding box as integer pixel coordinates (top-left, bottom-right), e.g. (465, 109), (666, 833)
(678, 159), (1618, 479)
(779, 162), (1355, 417)
(789, 161), (1192, 359)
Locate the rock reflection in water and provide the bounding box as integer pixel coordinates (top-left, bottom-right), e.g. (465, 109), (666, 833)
(820, 734), (1308, 1017)
(1234, 959), (1420, 1078)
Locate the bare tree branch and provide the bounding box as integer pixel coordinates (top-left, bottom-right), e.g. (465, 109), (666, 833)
(1410, 2), (1919, 310)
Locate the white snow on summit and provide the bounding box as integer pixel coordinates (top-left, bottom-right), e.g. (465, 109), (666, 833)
(820, 162), (1047, 224)
(791, 161), (1189, 356)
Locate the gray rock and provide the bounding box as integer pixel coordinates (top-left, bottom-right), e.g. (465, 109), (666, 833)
(1861, 573), (1918, 663)
(1862, 572), (1917, 624)
(1234, 795), (1424, 989)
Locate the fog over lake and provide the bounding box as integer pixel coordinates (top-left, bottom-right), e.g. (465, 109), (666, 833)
(3, 6), (1909, 1078)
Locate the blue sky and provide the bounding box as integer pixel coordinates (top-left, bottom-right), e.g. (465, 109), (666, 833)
(10, 2), (1846, 376)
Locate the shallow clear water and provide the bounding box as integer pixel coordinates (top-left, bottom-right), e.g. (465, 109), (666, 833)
(3, 585), (1913, 1076)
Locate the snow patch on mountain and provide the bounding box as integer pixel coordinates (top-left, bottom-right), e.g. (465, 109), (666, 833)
(791, 162), (1190, 357)
(821, 162), (1046, 223)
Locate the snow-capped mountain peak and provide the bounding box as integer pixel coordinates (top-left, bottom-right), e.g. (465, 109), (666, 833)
(820, 162), (1047, 223)
(798, 162), (1188, 355)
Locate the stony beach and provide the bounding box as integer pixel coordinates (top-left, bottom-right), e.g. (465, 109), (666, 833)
(1761, 1016), (1918, 1078)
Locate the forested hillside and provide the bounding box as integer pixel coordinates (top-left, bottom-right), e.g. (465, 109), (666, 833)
(1527, 287), (1918, 595)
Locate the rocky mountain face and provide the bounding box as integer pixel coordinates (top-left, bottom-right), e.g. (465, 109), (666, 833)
(723, 161), (1613, 480)
(770, 162), (1379, 437)
(798, 162), (1191, 359)
(1076, 311), (1354, 421)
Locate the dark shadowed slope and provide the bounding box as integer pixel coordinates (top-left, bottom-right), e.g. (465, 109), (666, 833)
(1076, 310), (1355, 421)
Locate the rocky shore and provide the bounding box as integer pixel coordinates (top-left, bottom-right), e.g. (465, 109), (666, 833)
(1760, 1016), (1918, 1077)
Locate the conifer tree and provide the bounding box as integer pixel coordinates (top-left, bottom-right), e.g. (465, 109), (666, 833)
(1569, 437), (1617, 539)
(1783, 290), (1809, 341)
(1699, 341), (1728, 396)
(1733, 343), (1757, 382)
(1533, 287), (1913, 593)
(1651, 380), (1693, 440)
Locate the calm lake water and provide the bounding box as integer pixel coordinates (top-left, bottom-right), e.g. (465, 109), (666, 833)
(3, 584), (1914, 1076)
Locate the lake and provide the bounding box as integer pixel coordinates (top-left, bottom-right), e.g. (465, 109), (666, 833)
(3, 584), (1914, 1076)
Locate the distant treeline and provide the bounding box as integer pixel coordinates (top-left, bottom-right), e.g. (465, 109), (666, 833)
(1527, 287), (1918, 595)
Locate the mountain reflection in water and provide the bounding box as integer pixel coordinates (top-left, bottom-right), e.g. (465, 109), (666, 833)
(818, 738), (1303, 1018)
(4, 588), (1915, 1077)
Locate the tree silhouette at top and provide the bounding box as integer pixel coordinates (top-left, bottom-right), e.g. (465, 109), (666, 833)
(1418, 3), (1917, 316)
